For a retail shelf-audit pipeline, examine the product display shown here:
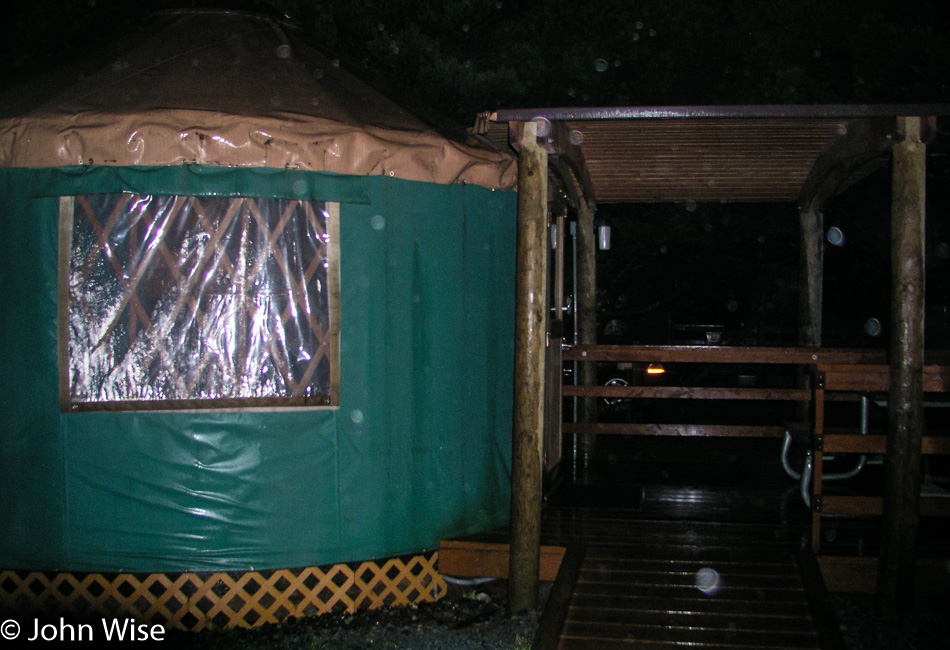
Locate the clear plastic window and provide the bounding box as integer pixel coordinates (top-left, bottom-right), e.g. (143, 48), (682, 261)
(61, 194), (338, 410)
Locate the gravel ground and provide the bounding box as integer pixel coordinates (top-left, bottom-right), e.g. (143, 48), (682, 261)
(164, 581), (537, 649)
(162, 584), (947, 649)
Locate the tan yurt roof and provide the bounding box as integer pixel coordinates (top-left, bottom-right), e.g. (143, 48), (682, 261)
(0, 9), (516, 190)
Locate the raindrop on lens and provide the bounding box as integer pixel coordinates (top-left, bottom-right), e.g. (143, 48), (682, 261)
(684, 200), (697, 212)
(594, 58), (609, 72)
(727, 300), (738, 312)
(569, 129), (585, 145)
(635, 21), (644, 29)
(864, 318), (882, 337)
(350, 410), (364, 424)
(276, 44), (292, 59)
(632, 32), (640, 41)
(936, 242), (949, 259)
(826, 226), (845, 246)
(695, 568), (721, 595)
(533, 116), (552, 137)
(371, 215), (386, 230)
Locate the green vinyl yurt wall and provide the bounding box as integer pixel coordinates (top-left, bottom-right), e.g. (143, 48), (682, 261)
(0, 165), (516, 573)
(0, 10), (519, 581)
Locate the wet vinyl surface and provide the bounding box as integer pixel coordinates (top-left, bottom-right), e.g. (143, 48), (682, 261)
(162, 436), (948, 649)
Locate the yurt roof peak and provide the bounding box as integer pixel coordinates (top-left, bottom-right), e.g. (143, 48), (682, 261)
(0, 10), (516, 190)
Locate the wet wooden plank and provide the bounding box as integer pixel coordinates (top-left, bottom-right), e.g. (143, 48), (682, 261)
(818, 364), (950, 392)
(570, 580), (808, 601)
(559, 619), (819, 648)
(562, 344), (884, 365)
(568, 592), (813, 618)
(822, 495), (950, 516)
(558, 639), (817, 650)
(436, 540), (565, 580)
(566, 605), (816, 633)
(577, 567), (807, 589)
(563, 385), (811, 401)
(824, 433), (950, 455)
(563, 423), (788, 437)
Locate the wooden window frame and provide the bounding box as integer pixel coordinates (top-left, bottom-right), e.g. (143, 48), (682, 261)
(58, 195), (340, 412)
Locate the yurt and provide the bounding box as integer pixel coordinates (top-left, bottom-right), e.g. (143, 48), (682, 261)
(0, 10), (517, 629)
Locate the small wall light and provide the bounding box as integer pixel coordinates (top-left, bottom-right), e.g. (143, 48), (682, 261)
(595, 220), (611, 250)
(646, 363), (666, 375)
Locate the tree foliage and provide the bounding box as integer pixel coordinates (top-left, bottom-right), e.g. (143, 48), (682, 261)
(4, 0), (950, 120)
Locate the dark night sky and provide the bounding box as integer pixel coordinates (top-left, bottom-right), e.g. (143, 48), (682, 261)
(4, 0), (950, 346)
(5, 0), (950, 115)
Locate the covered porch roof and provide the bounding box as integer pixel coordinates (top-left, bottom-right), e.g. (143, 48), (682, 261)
(491, 103), (950, 617)
(475, 103), (948, 206)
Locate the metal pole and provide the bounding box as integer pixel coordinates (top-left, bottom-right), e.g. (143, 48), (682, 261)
(508, 121), (548, 614)
(877, 115), (928, 615)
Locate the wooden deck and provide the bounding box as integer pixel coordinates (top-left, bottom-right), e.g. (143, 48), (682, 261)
(441, 438), (844, 649)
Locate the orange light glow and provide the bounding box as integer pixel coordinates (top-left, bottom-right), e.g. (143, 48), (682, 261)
(646, 363), (666, 375)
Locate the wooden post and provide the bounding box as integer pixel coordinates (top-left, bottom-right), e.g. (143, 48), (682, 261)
(575, 199), (597, 483)
(797, 206), (823, 429)
(877, 116), (928, 615)
(798, 206), (823, 348)
(508, 120), (548, 614)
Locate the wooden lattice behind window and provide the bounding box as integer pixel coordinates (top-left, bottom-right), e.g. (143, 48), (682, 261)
(0, 554), (445, 631)
(64, 194), (335, 408)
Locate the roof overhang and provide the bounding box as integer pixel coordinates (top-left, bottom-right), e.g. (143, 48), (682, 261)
(476, 104), (949, 206)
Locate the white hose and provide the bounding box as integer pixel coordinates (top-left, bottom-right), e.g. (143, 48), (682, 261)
(782, 395), (872, 509)
(441, 575), (496, 586)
